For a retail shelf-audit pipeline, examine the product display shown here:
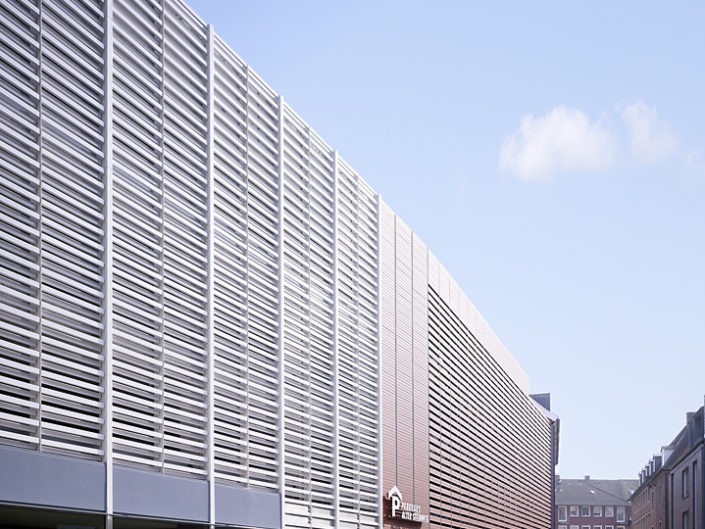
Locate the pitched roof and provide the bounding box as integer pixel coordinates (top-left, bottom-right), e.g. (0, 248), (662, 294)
(556, 478), (639, 506)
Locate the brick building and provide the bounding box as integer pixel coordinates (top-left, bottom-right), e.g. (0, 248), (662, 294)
(631, 453), (669, 529)
(556, 477), (638, 529)
(631, 405), (704, 529)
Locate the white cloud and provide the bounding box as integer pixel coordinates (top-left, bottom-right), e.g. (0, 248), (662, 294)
(620, 100), (677, 163)
(499, 106), (617, 182)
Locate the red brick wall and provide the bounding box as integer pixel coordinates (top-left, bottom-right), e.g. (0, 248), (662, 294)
(631, 472), (668, 529)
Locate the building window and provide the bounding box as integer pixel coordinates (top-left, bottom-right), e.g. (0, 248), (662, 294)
(594, 526), (602, 529)
(594, 506), (602, 517)
(582, 526), (590, 529)
(605, 506), (614, 517)
(694, 462), (698, 529)
(559, 526), (567, 529)
(605, 526), (614, 529)
(582, 506), (591, 516)
(683, 468), (689, 498)
(570, 506), (580, 517)
(682, 511), (689, 529)
(559, 506), (568, 521)
(616, 506), (625, 522)
(570, 526), (579, 529)
(616, 526), (625, 529)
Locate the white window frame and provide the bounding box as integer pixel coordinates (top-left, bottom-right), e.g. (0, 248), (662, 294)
(559, 506), (568, 522)
(570, 506), (580, 517)
(582, 506), (591, 517)
(605, 506), (615, 517)
(594, 506), (602, 517)
(616, 506), (625, 522)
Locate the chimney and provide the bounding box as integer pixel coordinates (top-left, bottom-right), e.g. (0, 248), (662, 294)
(584, 475), (590, 480)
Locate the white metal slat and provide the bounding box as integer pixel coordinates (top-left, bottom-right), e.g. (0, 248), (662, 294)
(0, 0), (40, 453)
(110, 0), (164, 471)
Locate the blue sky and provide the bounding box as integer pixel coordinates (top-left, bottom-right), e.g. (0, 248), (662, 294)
(189, 1), (705, 480)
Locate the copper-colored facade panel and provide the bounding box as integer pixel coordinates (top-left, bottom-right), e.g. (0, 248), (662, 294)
(427, 288), (552, 528)
(381, 207), (431, 529)
(411, 233), (430, 522)
(380, 204), (552, 529)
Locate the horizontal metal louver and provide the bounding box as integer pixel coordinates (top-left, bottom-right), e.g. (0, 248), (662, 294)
(282, 105), (337, 529)
(0, 0), (42, 451)
(1, 0), (393, 524)
(211, 35), (281, 491)
(110, 0), (165, 472)
(38, 0), (105, 461)
(160, 0), (209, 479)
(335, 160), (380, 529)
(428, 287), (552, 529)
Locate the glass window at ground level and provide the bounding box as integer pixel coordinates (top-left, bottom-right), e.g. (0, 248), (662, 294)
(570, 506), (579, 516)
(683, 511), (689, 529)
(559, 506), (568, 521)
(594, 506), (602, 516)
(582, 506), (591, 516)
(616, 507), (625, 522)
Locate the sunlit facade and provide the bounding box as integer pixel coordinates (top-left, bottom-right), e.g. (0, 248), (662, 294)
(0, 0), (555, 528)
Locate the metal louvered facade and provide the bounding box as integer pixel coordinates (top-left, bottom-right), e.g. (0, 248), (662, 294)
(379, 203), (556, 529)
(0, 1), (555, 528)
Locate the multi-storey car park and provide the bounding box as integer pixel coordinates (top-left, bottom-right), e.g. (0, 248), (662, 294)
(0, 1), (559, 528)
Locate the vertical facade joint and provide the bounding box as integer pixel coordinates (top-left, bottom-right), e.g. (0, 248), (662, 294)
(206, 22), (216, 528)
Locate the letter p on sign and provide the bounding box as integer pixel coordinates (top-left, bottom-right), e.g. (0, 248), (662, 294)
(391, 495), (401, 517)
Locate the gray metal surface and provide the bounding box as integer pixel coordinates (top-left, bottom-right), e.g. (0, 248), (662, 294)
(0, 446), (105, 511)
(113, 466), (208, 522)
(215, 483), (281, 529)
